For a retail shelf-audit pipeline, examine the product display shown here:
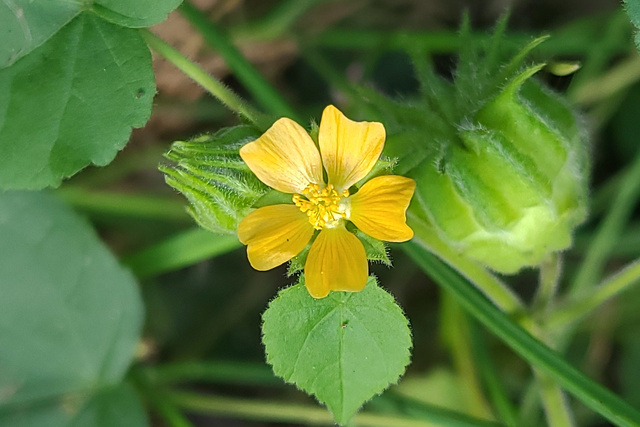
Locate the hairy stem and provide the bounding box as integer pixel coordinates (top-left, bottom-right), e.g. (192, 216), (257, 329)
(140, 29), (268, 129)
(179, 1), (300, 122)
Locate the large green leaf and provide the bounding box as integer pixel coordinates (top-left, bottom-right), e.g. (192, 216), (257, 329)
(0, 191), (145, 426)
(0, 13), (155, 189)
(0, 0), (183, 68)
(0, 383), (147, 427)
(262, 277), (412, 425)
(623, 0), (640, 48)
(0, 0), (84, 68)
(92, 0), (184, 28)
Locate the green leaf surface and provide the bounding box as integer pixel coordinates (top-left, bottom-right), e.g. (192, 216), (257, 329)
(0, 383), (148, 427)
(623, 0), (640, 48)
(262, 277), (412, 425)
(0, 191), (145, 425)
(0, 0), (182, 69)
(0, 13), (155, 189)
(92, 0), (183, 28)
(0, 0), (84, 68)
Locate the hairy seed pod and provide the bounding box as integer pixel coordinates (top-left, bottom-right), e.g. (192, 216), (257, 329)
(411, 64), (588, 273)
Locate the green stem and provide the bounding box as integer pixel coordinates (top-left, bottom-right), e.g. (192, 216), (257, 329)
(570, 148), (640, 294)
(121, 228), (241, 278)
(179, 1), (300, 122)
(590, 168), (625, 218)
(518, 382), (543, 427)
(56, 186), (189, 222)
(441, 294), (494, 420)
(307, 29), (502, 53)
(537, 372), (575, 427)
(534, 258), (575, 427)
(533, 253), (562, 311)
(468, 321), (519, 427)
(567, 11), (633, 98)
(231, 0), (325, 41)
(142, 361), (279, 386)
(546, 258), (640, 330)
(571, 53), (640, 106)
(167, 390), (501, 427)
(574, 223), (640, 258)
(131, 371), (196, 427)
(305, 26), (627, 56)
(140, 29), (267, 129)
(375, 392), (505, 427)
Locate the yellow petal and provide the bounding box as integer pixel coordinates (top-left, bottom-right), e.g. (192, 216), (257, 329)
(304, 226), (368, 298)
(318, 105), (385, 192)
(348, 175), (415, 242)
(238, 204), (314, 271)
(240, 118), (323, 194)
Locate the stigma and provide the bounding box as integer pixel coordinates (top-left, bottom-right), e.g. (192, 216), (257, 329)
(293, 183), (349, 230)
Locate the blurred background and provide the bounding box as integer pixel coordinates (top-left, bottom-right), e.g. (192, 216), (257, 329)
(59, 0), (640, 425)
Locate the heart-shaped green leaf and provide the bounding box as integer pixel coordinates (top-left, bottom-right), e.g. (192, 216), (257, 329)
(92, 0), (184, 28)
(0, 13), (155, 189)
(0, 0), (183, 69)
(262, 277), (412, 425)
(0, 0), (85, 68)
(0, 191), (145, 426)
(623, 0), (640, 49)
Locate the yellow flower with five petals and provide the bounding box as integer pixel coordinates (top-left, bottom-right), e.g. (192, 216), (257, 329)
(238, 105), (415, 298)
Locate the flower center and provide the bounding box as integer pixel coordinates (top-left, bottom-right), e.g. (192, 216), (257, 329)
(293, 183), (349, 230)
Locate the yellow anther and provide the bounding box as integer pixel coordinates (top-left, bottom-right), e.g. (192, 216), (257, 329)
(293, 183), (348, 229)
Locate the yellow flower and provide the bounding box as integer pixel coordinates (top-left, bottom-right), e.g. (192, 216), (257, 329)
(238, 105), (415, 298)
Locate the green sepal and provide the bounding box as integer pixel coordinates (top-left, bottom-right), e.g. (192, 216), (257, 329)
(309, 120), (320, 144)
(356, 230), (392, 267)
(287, 243), (311, 277)
(161, 125), (270, 234)
(262, 276), (412, 425)
(356, 155), (397, 188)
(0, 13), (156, 189)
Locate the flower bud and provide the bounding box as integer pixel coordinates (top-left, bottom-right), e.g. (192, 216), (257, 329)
(161, 125), (270, 234)
(361, 27), (589, 273)
(407, 50), (589, 273)
(416, 68), (587, 273)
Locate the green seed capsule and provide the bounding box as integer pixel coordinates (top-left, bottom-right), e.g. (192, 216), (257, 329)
(411, 64), (588, 273)
(363, 25), (590, 274)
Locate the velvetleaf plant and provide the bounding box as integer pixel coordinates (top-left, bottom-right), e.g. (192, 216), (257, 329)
(161, 20), (591, 424)
(7, 2), (640, 427)
(164, 105), (417, 423)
